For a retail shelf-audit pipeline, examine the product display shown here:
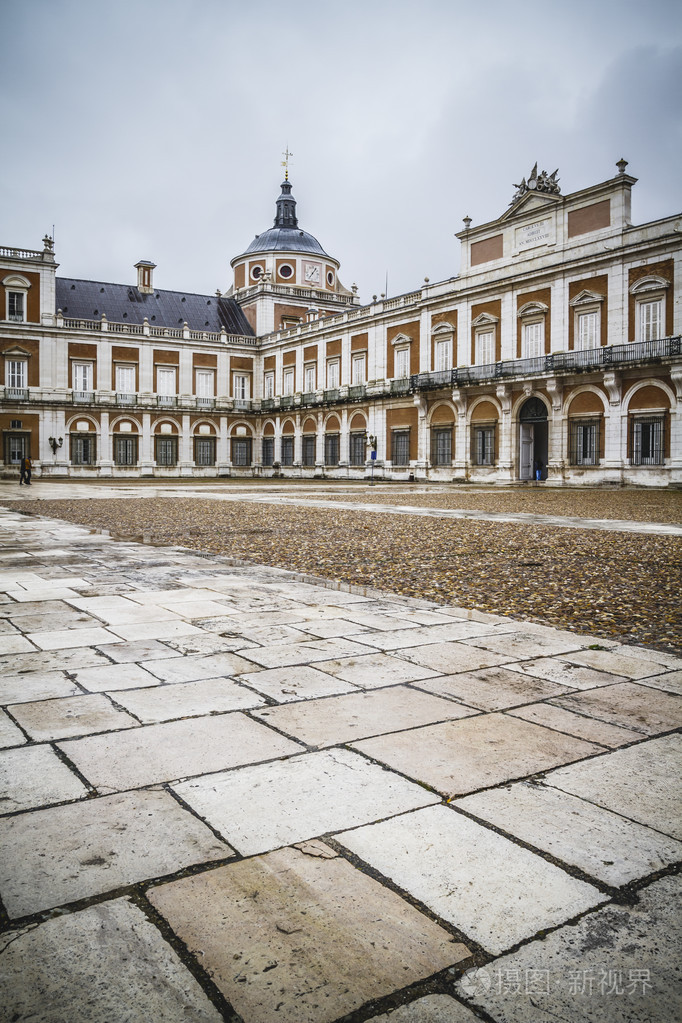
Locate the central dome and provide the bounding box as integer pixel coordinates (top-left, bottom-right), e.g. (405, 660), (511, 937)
(238, 178), (331, 259)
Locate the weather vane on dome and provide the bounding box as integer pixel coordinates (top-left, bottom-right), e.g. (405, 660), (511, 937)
(281, 146), (294, 181)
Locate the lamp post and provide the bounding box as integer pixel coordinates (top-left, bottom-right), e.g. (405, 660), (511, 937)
(48, 436), (63, 455)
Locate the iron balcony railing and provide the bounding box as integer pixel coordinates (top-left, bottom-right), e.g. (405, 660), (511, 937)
(411, 336), (682, 391)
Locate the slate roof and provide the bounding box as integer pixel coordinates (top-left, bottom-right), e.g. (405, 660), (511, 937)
(56, 279), (254, 336)
(242, 226), (329, 257)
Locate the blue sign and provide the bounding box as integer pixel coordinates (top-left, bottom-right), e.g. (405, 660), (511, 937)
(371, 451), (377, 460)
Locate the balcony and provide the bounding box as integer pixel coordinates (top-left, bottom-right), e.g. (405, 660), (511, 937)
(348, 384), (366, 401)
(233, 398), (251, 411)
(4, 387), (28, 401)
(116, 392), (137, 405)
(196, 396), (215, 409)
(323, 388), (340, 403)
(73, 390), (95, 403)
(390, 378), (411, 395)
(157, 395), (177, 407)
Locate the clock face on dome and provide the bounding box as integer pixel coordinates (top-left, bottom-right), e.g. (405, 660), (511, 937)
(303, 262), (321, 284)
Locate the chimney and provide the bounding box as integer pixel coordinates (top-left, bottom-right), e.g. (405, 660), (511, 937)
(135, 260), (156, 294)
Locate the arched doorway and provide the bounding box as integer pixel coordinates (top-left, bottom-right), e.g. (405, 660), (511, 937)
(519, 396), (548, 480)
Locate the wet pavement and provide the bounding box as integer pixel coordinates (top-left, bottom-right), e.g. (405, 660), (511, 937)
(0, 496), (680, 1023)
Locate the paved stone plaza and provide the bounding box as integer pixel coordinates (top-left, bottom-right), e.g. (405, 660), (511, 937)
(0, 484), (680, 1022)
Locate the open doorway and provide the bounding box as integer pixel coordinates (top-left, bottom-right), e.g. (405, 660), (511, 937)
(519, 397), (548, 480)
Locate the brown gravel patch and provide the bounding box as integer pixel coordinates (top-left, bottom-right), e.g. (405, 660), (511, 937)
(318, 485), (682, 523)
(12, 497), (681, 654)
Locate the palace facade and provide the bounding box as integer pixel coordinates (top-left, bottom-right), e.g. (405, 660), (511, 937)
(1, 161), (680, 485)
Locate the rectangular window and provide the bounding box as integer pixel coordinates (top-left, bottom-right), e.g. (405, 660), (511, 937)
(638, 300), (663, 342)
(114, 435), (138, 466)
(262, 436), (274, 466)
(194, 437), (216, 466)
(522, 322), (544, 359)
(569, 419), (600, 465)
(233, 374), (249, 400)
(631, 417), (664, 465)
(326, 361), (339, 389)
(231, 437), (252, 466)
(264, 372), (275, 399)
(115, 365), (136, 394)
(302, 435), (316, 466)
(70, 434), (96, 466)
(283, 368), (295, 396)
(473, 426), (495, 466)
(431, 427), (452, 466)
(73, 363), (93, 392)
(391, 429), (410, 466)
(394, 348), (409, 379)
(304, 364), (316, 392)
(349, 432), (366, 466)
(196, 370), (215, 397)
(8, 292), (24, 322)
(435, 340), (451, 371)
(476, 331), (494, 365)
(324, 433), (339, 466)
(351, 354), (366, 384)
(157, 367), (176, 396)
(7, 360), (27, 389)
(281, 436), (294, 466)
(155, 436), (178, 467)
(4, 433), (29, 465)
(577, 311), (599, 351)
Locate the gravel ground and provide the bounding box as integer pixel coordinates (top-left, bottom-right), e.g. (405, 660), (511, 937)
(10, 496), (681, 654)
(315, 485), (682, 523)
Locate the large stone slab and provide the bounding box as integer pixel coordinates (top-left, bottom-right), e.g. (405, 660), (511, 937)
(252, 685), (477, 748)
(315, 651), (443, 688)
(240, 636), (373, 669)
(0, 897), (223, 1021)
(637, 669), (682, 695)
(506, 655), (630, 689)
(454, 781), (682, 885)
(546, 734), (682, 839)
(0, 669), (81, 705)
(455, 874), (682, 1023)
(9, 693), (137, 740)
(415, 666), (570, 711)
(351, 713), (602, 797)
(0, 744), (88, 813)
(71, 660), (163, 692)
(0, 645), (111, 675)
(28, 626), (122, 650)
(141, 650), (260, 682)
(551, 682), (682, 735)
(58, 712), (304, 791)
(0, 787), (231, 918)
(366, 995), (481, 1022)
(113, 677), (265, 723)
(0, 709), (26, 748)
(239, 664), (357, 702)
(337, 805), (604, 955)
(148, 845), (469, 1023)
(564, 648), (675, 680)
(507, 703), (641, 747)
(173, 747), (440, 854)
(461, 630), (584, 660)
(397, 641), (512, 675)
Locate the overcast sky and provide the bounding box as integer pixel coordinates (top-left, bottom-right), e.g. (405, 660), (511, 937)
(1, 0), (681, 304)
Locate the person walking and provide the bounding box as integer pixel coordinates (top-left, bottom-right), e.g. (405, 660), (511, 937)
(19, 456), (32, 486)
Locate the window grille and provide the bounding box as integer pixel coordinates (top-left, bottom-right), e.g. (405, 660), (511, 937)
(194, 437), (215, 466)
(281, 436), (294, 466)
(631, 417), (664, 465)
(262, 437), (274, 466)
(231, 438), (252, 466)
(349, 433), (366, 466)
(392, 430), (410, 466)
(569, 419), (600, 465)
(324, 433), (339, 466)
(8, 292), (24, 321)
(114, 435), (138, 466)
(155, 436), (178, 467)
(473, 425), (495, 465)
(302, 435), (316, 466)
(71, 434), (96, 466)
(431, 428), (452, 466)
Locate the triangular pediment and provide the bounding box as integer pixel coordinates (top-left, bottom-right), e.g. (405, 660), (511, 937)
(500, 189), (563, 222)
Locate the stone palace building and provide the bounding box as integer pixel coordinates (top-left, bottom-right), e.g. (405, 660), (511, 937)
(1, 160), (680, 485)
